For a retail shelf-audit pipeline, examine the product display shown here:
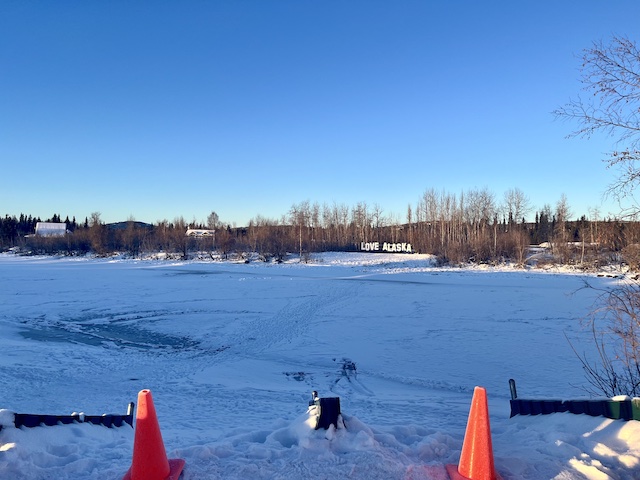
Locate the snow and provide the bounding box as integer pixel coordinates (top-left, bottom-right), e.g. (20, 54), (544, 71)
(34, 222), (67, 237)
(0, 251), (639, 479)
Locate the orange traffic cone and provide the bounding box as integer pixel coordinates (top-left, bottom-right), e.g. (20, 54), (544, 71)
(445, 386), (501, 480)
(123, 389), (185, 480)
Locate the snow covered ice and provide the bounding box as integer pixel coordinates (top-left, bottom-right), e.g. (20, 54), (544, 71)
(0, 252), (639, 479)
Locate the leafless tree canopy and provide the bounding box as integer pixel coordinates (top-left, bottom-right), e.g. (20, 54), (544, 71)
(554, 35), (640, 211)
(554, 35), (640, 396)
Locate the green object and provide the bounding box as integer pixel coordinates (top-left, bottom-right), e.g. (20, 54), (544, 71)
(605, 400), (622, 419)
(632, 398), (640, 421)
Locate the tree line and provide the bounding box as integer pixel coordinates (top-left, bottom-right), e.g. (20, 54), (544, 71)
(3, 188), (640, 268)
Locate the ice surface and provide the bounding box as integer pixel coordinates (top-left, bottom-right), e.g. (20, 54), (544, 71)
(0, 252), (638, 479)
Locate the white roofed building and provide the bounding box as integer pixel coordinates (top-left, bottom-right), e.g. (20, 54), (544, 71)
(186, 229), (215, 237)
(35, 222), (67, 237)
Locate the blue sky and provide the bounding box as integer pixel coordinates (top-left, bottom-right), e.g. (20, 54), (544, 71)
(2, 1), (639, 226)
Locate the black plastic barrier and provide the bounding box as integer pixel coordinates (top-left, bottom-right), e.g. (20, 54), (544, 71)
(309, 391), (342, 430)
(509, 379), (640, 420)
(3, 402), (135, 431)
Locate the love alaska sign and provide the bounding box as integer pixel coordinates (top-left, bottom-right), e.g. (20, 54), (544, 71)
(360, 242), (413, 253)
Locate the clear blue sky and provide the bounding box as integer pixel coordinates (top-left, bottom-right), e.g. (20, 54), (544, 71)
(2, 1), (639, 226)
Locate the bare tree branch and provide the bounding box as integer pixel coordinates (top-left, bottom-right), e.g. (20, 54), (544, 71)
(555, 36), (640, 214)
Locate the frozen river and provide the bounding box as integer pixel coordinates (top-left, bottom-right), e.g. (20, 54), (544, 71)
(1, 253), (636, 480)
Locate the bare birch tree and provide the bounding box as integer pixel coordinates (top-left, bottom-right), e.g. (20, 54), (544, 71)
(503, 188), (531, 225)
(554, 35), (640, 394)
(554, 35), (640, 215)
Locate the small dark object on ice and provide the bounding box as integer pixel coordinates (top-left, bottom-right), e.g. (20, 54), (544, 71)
(340, 358), (357, 376)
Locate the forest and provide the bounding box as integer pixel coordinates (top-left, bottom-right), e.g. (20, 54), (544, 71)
(3, 188), (640, 269)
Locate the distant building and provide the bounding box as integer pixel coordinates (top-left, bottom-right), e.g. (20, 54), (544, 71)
(35, 222), (67, 237)
(186, 229), (215, 237)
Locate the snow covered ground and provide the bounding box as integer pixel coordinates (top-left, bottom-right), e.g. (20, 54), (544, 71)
(0, 252), (638, 479)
